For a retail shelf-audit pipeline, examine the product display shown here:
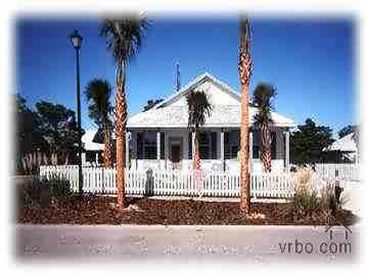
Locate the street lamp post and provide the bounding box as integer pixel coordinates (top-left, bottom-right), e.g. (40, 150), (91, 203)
(69, 29), (83, 195)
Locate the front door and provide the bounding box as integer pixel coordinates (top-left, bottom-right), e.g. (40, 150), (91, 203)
(171, 144), (181, 163)
(169, 137), (182, 169)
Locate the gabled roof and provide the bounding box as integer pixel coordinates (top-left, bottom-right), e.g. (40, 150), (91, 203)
(127, 72), (296, 129)
(82, 129), (104, 151)
(128, 105), (295, 128)
(153, 72), (240, 109)
(324, 132), (357, 152)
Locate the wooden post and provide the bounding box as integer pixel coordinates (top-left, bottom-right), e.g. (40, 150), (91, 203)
(165, 132), (169, 169)
(157, 130), (161, 168)
(220, 129), (225, 171)
(132, 131), (137, 170)
(126, 131), (130, 168)
(249, 131), (253, 173)
(285, 130), (290, 172)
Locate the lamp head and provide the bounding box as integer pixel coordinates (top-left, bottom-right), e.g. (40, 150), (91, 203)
(69, 29), (83, 50)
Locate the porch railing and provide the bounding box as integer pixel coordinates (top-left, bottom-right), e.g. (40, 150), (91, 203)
(39, 165), (294, 198)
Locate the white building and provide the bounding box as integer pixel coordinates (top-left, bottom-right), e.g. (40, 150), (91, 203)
(126, 72), (296, 172)
(81, 128), (103, 166)
(324, 132), (359, 163)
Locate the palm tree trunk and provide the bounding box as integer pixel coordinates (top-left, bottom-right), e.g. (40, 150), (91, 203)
(103, 119), (113, 168)
(239, 47), (252, 213)
(193, 131), (201, 170)
(115, 86), (127, 210)
(260, 124), (272, 172)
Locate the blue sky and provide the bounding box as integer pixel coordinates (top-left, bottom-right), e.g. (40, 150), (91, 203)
(16, 16), (355, 137)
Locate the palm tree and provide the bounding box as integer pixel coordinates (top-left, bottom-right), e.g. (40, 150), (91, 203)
(100, 16), (148, 209)
(84, 78), (113, 168)
(238, 18), (252, 212)
(186, 89), (212, 170)
(252, 83), (276, 172)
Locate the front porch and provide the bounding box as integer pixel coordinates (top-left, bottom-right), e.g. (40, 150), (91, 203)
(126, 128), (291, 173)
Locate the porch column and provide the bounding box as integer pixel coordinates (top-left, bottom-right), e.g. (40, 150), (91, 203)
(125, 131), (130, 168)
(285, 130), (290, 172)
(220, 129), (225, 171)
(95, 152), (99, 164)
(249, 131), (253, 173)
(157, 131), (161, 169)
(132, 131), (137, 170)
(165, 132), (169, 169)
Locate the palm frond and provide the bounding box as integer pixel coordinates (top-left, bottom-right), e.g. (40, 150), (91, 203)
(186, 89), (212, 131)
(100, 15), (149, 66)
(84, 78), (113, 126)
(240, 17), (251, 53)
(252, 83), (277, 126)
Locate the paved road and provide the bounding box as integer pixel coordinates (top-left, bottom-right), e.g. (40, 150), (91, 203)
(15, 224), (359, 264)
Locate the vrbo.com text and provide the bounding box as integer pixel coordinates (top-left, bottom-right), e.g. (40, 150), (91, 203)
(279, 239), (351, 254)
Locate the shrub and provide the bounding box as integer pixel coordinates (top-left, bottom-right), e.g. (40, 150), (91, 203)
(46, 176), (73, 199)
(319, 183), (344, 215)
(293, 186), (321, 214)
(17, 175), (74, 209)
(292, 168), (338, 215)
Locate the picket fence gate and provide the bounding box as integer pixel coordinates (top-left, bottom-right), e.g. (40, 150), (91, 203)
(39, 165), (295, 198)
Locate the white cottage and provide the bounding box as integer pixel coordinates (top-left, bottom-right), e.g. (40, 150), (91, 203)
(81, 128), (103, 165)
(323, 132), (359, 163)
(127, 72), (296, 173)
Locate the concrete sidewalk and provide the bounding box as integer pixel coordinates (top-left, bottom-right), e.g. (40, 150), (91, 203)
(15, 224), (359, 264)
(341, 182), (361, 217)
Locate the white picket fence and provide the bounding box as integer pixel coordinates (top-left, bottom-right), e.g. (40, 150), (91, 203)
(39, 165), (295, 198)
(315, 163), (359, 182)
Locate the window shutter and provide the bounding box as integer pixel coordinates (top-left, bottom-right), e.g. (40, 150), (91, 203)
(271, 132), (276, 159)
(211, 132), (217, 159)
(160, 132), (165, 159)
(199, 132), (210, 159)
(253, 129), (260, 159)
(137, 133), (143, 159)
(224, 132), (229, 159)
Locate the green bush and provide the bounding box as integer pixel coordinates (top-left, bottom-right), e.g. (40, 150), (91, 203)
(46, 176), (73, 199)
(17, 175), (74, 208)
(293, 187), (320, 214)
